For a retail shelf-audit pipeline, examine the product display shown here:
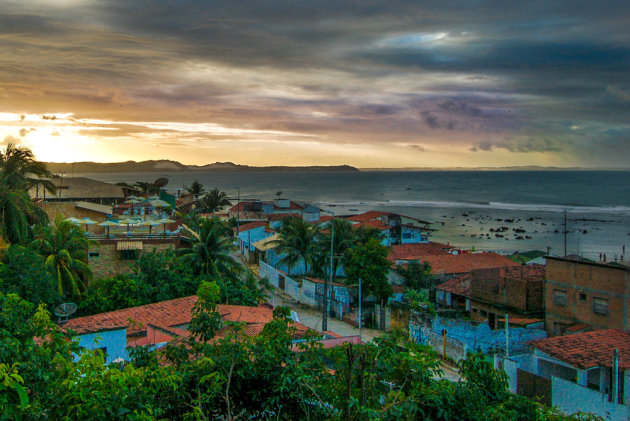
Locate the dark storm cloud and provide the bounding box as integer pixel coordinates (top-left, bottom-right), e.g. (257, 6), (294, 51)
(1, 0), (629, 166)
(471, 136), (566, 153)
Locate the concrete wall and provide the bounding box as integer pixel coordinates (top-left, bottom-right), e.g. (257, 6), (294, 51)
(410, 314), (546, 356)
(545, 258), (630, 335)
(552, 376), (630, 420)
(401, 225), (429, 244)
(77, 329), (128, 364)
(237, 226), (269, 251)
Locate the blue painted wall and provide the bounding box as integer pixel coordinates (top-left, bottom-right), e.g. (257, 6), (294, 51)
(77, 329), (129, 363)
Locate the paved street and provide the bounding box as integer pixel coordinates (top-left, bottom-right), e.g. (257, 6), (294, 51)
(266, 285), (382, 343)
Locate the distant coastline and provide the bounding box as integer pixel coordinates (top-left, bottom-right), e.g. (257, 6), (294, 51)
(43, 160), (359, 173)
(43, 160), (629, 173)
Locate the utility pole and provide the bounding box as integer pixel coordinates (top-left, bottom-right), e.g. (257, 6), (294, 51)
(613, 349), (620, 403)
(563, 210), (567, 257)
(322, 213), (334, 332)
(358, 276), (362, 340)
(505, 313), (509, 358)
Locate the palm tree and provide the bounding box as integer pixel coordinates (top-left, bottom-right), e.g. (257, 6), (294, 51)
(0, 142), (56, 194)
(29, 215), (92, 297)
(133, 181), (160, 195)
(184, 180), (205, 200)
(179, 217), (240, 278)
(273, 216), (320, 276)
(319, 218), (355, 283)
(197, 188), (232, 213)
(0, 143), (51, 244)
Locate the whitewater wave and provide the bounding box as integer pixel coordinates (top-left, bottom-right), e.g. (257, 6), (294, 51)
(318, 200), (630, 215)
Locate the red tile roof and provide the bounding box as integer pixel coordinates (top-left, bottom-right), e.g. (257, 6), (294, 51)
(346, 211), (388, 223)
(65, 296), (197, 335)
(530, 329), (630, 370)
(436, 274), (471, 297)
(388, 242), (454, 262)
(395, 252), (519, 275)
(354, 219), (391, 231)
(304, 277), (349, 288)
(497, 317), (543, 326)
(232, 221), (267, 232)
(311, 215), (333, 225)
(267, 213), (301, 221)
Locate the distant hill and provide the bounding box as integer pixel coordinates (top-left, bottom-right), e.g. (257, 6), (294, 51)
(43, 160), (359, 173)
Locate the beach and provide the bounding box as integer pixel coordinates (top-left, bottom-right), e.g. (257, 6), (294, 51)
(79, 170), (630, 260)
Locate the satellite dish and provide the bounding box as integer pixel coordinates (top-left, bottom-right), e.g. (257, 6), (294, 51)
(276, 191), (282, 197)
(54, 302), (77, 323)
(154, 177), (169, 188)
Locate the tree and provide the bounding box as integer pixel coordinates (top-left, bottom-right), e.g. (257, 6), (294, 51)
(197, 188), (232, 213)
(0, 143), (56, 195)
(0, 245), (61, 308)
(134, 248), (199, 304)
(318, 218), (354, 283)
(77, 274), (142, 316)
(273, 216), (320, 275)
(133, 181), (160, 195)
(179, 217), (241, 279)
(29, 216), (92, 297)
(0, 143), (52, 244)
(344, 237), (392, 330)
(184, 179), (205, 199)
(396, 260), (433, 290)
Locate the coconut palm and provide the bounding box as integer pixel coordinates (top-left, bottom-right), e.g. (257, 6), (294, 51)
(29, 215), (92, 297)
(184, 180), (205, 200)
(319, 218), (355, 283)
(273, 216), (320, 276)
(0, 142), (56, 194)
(179, 217), (240, 278)
(197, 188), (232, 213)
(0, 144), (51, 244)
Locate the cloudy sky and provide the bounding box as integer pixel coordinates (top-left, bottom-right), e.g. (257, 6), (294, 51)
(1, 0), (629, 168)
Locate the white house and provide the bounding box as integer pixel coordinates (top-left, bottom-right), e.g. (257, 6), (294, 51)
(498, 329), (630, 419)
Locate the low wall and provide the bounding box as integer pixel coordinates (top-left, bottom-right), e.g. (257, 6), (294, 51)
(424, 330), (468, 362)
(552, 376), (630, 420)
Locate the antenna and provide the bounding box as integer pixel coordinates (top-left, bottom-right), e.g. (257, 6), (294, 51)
(563, 210), (567, 257)
(54, 302), (77, 323)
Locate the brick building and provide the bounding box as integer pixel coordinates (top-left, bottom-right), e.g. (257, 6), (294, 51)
(88, 237), (179, 279)
(469, 264), (545, 328)
(545, 256), (630, 336)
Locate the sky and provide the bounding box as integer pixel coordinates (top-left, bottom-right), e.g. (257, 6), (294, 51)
(0, 1), (629, 168)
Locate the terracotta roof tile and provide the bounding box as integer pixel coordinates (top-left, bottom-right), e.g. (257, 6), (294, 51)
(530, 329), (630, 370)
(396, 252), (519, 275)
(232, 221), (267, 232)
(388, 242), (455, 262)
(346, 211), (389, 223)
(354, 219), (391, 231)
(267, 213), (301, 221)
(436, 274), (471, 296)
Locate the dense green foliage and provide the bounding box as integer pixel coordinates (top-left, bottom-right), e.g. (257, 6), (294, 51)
(30, 215), (92, 298)
(0, 291), (600, 420)
(273, 216), (321, 275)
(196, 188), (232, 213)
(0, 245), (61, 309)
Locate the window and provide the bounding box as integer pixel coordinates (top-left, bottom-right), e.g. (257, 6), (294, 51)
(480, 310), (487, 317)
(88, 251), (100, 258)
(402, 233), (412, 239)
(119, 250), (138, 260)
(579, 292), (587, 302)
(593, 297), (609, 315)
(553, 289), (568, 306)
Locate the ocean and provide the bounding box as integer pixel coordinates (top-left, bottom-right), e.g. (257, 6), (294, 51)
(79, 170), (630, 260)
